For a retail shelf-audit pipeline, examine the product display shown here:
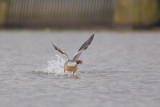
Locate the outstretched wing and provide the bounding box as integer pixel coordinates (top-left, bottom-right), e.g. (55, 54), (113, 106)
(78, 34), (94, 51)
(73, 49), (84, 60)
(73, 34), (94, 60)
(51, 42), (68, 60)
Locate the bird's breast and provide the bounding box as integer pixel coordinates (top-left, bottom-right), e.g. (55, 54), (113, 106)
(65, 62), (78, 72)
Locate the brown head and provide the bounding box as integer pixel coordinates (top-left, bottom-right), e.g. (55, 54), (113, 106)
(76, 60), (83, 64)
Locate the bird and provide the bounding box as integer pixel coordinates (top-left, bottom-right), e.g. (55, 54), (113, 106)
(51, 34), (94, 77)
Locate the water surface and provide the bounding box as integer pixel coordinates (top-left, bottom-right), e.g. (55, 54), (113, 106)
(0, 30), (160, 107)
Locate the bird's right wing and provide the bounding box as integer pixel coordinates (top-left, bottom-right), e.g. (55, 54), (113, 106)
(73, 34), (94, 60)
(73, 49), (84, 60)
(78, 34), (94, 51)
(51, 42), (68, 60)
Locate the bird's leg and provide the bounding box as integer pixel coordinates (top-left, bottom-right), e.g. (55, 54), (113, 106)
(73, 72), (75, 77)
(64, 68), (66, 73)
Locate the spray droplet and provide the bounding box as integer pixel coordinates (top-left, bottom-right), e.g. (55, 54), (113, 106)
(43, 54), (65, 75)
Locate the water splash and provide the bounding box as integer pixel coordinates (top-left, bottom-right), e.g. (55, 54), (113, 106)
(43, 54), (66, 74)
(32, 54), (66, 75)
(32, 55), (78, 77)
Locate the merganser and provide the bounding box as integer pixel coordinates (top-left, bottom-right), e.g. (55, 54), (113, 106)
(51, 34), (94, 77)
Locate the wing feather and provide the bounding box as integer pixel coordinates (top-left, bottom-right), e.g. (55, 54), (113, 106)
(78, 34), (94, 51)
(73, 34), (94, 60)
(51, 42), (68, 60)
(73, 49), (84, 60)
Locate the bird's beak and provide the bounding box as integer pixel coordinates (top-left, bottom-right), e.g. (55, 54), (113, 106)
(64, 68), (66, 73)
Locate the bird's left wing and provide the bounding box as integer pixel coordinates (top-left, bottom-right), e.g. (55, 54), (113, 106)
(51, 42), (69, 60)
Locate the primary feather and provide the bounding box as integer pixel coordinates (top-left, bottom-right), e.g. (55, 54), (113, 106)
(73, 34), (94, 60)
(78, 34), (94, 51)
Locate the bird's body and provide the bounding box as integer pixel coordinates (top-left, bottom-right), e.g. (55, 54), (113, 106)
(64, 60), (78, 73)
(51, 34), (94, 77)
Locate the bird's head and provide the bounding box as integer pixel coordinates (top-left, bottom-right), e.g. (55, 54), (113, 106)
(76, 60), (83, 64)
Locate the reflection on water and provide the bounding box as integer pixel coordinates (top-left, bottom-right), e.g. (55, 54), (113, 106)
(0, 31), (160, 107)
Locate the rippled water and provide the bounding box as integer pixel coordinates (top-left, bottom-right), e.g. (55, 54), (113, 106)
(0, 30), (160, 107)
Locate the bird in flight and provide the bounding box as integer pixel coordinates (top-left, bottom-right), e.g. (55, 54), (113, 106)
(51, 34), (94, 77)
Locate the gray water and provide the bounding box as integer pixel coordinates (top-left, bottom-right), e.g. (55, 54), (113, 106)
(0, 30), (160, 107)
